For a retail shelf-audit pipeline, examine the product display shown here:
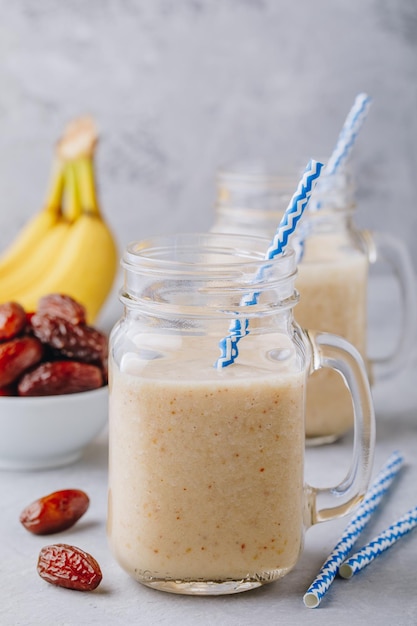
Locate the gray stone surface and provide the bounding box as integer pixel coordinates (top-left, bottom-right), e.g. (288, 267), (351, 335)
(0, 1), (416, 266)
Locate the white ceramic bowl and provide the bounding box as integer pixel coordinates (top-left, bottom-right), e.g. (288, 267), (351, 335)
(0, 386), (108, 471)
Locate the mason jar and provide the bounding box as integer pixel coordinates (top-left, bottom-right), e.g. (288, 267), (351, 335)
(212, 165), (417, 444)
(107, 233), (375, 595)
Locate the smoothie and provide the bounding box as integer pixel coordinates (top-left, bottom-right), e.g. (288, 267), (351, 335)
(295, 233), (369, 439)
(108, 333), (306, 587)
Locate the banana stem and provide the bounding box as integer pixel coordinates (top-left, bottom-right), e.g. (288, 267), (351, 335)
(44, 159), (65, 214)
(75, 157), (101, 217)
(63, 162), (82, 222)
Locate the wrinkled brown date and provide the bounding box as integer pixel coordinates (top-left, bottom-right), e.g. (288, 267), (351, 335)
(17, 360), (103, 396)
(0, 302), (27, 340)
(0, 336), (43, 387)
(0, 296), (107, 395)
(37, 294), (87, 326)
(30, 314), (108, 364)
(20, 489), (90, 535)
(37, 543), (102, 591)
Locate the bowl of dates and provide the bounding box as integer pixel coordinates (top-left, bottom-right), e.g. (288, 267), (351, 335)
(0, 295), (108, 470)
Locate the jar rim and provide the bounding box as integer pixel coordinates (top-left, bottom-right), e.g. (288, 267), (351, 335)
(120, 233), (299, 316)
(217, 160), (305, 192)
(216, 164), (356, 213)
(122, 232), (298, 277)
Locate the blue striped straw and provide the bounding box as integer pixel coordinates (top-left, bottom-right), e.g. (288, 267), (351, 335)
(303, 450), (405, 609)
(215, 159), (323, 369)
(339, 505), (417, 579)
(301, 93), (372, 225)
(326, 92), (372, 175)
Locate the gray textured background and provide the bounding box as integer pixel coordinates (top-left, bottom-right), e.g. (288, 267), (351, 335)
(0, 0), (416, 270)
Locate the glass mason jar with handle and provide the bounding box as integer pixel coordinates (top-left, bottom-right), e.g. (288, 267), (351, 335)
(107, 233), (375, 596)
(212, 165), (417, 444)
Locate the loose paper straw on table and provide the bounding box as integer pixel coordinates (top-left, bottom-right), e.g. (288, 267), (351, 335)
(303, 450), (405, 609)
(326, 92), (372, 175)
(339, 505), (417, 579)
(215, 159), (323, 369)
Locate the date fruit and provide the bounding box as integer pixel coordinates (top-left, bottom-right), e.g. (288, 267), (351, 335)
(37, 294), (87, 325)
(0, 296), (107, 395)
(0, 302), (27, 340)
(37, 543), (102, 591)
(17, 360), (103, 396)
(30, 314), (108, 364)
(19, 489), (90, 535)
(0, 336), (43, 387)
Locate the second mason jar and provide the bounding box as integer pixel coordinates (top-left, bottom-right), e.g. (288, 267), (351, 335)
(212, 164), (417, 444)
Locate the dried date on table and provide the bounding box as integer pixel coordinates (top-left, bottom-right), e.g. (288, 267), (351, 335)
(20, 489), (90, 535)
(37, 544), (102, 591)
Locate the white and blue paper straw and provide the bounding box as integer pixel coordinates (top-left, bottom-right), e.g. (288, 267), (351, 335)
(215, 159), (323, 369)
(303, 450), (405, 608)
(294, 94), (371, 257)
(339, 505), (417, 579)
(326, 92), (372, 175)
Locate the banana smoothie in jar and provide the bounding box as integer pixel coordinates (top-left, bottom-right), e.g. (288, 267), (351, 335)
(294, 169), (416, 442)
(107, 233), (375, 595)
(212, 165), (417, 444)
(294, 171), (369, 442)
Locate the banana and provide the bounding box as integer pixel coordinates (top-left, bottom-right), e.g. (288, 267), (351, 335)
(0, 163), (81, 301)
(14, 156), (118, 323)
(0, 220), (71, 300)
(17, 217), (118, 323)
(1, 117), (118, 323)
(0, 161), (64, 280)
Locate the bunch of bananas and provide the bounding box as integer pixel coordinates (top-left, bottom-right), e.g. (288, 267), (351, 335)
(0, 118), (118, 324)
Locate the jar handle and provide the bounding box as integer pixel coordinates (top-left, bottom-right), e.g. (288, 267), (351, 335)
(360, 230), (417, 381)
(304, 330), (375, 526)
